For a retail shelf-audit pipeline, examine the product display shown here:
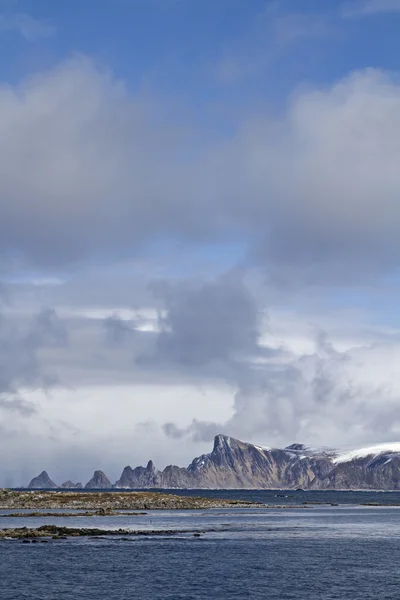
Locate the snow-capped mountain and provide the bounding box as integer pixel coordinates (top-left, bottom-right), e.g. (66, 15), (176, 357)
(27, 437), (400, 490)
(312, 442), (400, 490)
(334, 443), (400, 464)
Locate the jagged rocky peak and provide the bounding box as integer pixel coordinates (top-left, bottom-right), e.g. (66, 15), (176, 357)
(213, 434), (238, 451)
(212, 434), (270, 453)
(114, 460), (160, 488)
(27, 471), (58, 489)
(285, 443), (307, 451)
(84, 470), (112, 489)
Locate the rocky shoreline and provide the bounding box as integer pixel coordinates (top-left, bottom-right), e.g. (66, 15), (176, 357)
(0, 509), (147, 518)
(0, 525), (211, 540)
(0, 488), (258, 511)
(0, 489), (261, 542)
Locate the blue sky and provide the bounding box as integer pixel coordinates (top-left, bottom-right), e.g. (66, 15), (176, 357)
(1, 0), (400, 311)
(3, 0), (400, 482)
(2, 0), (400, 281)
(3, 0), (400, 117)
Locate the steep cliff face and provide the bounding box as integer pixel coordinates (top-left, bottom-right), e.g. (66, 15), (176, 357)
(84, 470), (112, 489)
(115, 461), (161, 488)
(183, 435), (276, 488)
(27, 471), (58, 489)
(159, 436), (335, 489)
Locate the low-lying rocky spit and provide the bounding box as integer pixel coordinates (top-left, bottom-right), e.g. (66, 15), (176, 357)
(0, 489), (261, 542)
(0, 509), (147, 518)
(0, 525), (211, 540)
(0, 488), (258, 511)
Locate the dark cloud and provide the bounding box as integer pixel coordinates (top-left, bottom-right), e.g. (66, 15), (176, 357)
(103, 314), (136, 345)
(163, 419), (222, 442)
(0, 395), (37, 416)
(0, 306), (67, 402)
(27, 308), (69, 348)
(162, 422), (186, 439)
(152, 272), (261, 366)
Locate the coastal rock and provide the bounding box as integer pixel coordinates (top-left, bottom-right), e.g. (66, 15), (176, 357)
(84, 470), (111, 489)
(115, 461), (161, 488)
(27, 471), (58, 489)
(0, 490), (254, 511)
(61, 481), (83, 489)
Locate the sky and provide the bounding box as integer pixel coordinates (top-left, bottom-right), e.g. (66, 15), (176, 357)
(1, 0), (400, 486)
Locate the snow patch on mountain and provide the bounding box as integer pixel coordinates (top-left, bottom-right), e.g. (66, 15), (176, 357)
(334, 443), (400, 464)
(284, 444), (338, 459)
(254, 445), (271, 452)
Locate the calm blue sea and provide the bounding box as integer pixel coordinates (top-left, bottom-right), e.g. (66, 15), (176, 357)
(2, 490), (400, 599)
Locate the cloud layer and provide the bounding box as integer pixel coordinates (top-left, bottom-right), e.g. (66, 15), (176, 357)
(0, 59), (399, 283)
(1, 52), (400, 484)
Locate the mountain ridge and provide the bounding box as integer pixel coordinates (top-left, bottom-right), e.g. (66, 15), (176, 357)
(26, 435), (400, 491)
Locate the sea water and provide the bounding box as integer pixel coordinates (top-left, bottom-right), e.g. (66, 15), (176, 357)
(1, 490), (400, 599)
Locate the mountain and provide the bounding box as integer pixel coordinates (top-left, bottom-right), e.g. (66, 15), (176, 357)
(112, 436), (400, 490)
(84, 470), (112, 489)
(179, 436), (334, 489)
(26, 437), (400, 490)
(312, 443), (400, 490)
(27, 471), (58, 489)
(115, 461), (160, 488)
(114, 436), (335, 489)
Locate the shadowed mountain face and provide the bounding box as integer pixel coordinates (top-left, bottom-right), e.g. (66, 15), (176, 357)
(84, 470), (112, 489)
(179, 436), (335, 489)
(27, 471), (58, 489)
(26, 436), (400, 490)
(115, 461), (160, 488)
(113, 436), (337, 489)
(312, 454), (400, 490)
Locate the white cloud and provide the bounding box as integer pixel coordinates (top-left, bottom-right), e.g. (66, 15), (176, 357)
(0, 13), (55, 40)
(222, 68), (400, 281)
(214, 10), (330, 85)
(1, 58), (400, 285)
(342, 0), (400, 17)
(0, 56), (213, 270)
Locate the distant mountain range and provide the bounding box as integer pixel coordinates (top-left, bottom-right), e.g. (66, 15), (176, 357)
(26, 435), (400, 490)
